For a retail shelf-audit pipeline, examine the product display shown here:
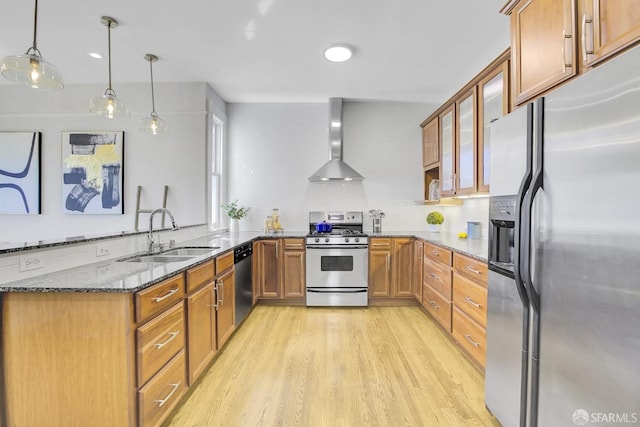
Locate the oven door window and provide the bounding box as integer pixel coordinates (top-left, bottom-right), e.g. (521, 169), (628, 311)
(321, 255), (353, 272)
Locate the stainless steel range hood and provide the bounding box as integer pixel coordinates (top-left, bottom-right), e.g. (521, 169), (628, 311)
(308, 98), (364, 182)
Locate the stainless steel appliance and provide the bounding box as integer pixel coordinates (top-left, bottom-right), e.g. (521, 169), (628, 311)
(485, 45), (640, 427)
(234, 242), (253, 326)
(306, 211), (368, 306)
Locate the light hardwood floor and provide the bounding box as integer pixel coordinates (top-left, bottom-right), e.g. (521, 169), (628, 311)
(167, 305), (500, 427)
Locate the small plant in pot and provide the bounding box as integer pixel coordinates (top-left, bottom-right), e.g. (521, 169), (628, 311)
(426, 211), (444, 233)
(221, 200), (250, 233)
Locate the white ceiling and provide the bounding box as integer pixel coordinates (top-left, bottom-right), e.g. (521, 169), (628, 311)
(0, 0), (510, 103)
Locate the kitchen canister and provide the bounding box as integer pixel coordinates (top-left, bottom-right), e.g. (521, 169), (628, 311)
(467, 221), (481, 239)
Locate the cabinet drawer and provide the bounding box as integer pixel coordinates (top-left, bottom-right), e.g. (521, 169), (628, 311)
(186, 260), (214, 293)
(136, 275), (185, 323)
(453, 273), (487, 328)
(423, 257), (452, 300)
(422, 284), (452, 332)
(138, 350), (187, 427)
(216, 251), (234, 274)
(452, 306), (486, 367)
(283, 238), (305, 251)
(369, 238), (391, 251)
(137, 302), (185, 387)
(453, 253), (488, 287)
(424, 242), (452, 266)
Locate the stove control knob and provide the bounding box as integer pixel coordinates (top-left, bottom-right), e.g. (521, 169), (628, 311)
(314, 238), (320, 243)
(345, 237), (350, 243)
(325, 238), (330, 243)
(354, 237), (360, 243)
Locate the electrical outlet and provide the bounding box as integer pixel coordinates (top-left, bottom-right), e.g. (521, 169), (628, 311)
(19, 255), (44, 272)
(96, 244), (111, 257)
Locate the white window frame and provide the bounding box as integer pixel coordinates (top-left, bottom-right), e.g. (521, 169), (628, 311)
(208, 110), (227, 231)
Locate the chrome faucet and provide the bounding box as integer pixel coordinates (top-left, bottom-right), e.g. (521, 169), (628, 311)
(148, 208), (179, 254)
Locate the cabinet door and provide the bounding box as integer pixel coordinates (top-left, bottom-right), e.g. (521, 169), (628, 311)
(216, 268), (235, 348)
(186, 284), (216, 385)
(439, 106), (455, 197)
(252, 241), (261, 305)
(392, 238), (414, 297)
(283, 250), (305, 298)
(259, 240), (281, 298)
(477, 61), (509, 192)
(413, 240), (424, 301)
(511, 0), (576, 105)
(582, 0), (640, 66)
(369, 250), (391, 297)
(422, 118), (439, 167)
(455, 88), (477, 194)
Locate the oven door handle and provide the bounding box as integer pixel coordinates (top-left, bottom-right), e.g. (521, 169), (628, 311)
(307, 289), (368, 293)
(306, 245), (368, 250)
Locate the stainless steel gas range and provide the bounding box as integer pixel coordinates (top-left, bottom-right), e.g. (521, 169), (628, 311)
(305, 211), (369, 307)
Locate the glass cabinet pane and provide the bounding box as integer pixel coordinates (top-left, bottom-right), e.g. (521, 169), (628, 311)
(457, 91), (476, 192)
(481, 71), (505, 189)
(440, 108), (454, 194)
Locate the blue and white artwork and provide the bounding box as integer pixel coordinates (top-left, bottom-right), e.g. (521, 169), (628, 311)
(0, 132), (41, 214)
(61, 131), (124, 214)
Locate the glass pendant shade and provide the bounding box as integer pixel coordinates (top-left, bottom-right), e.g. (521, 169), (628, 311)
(90, 89), (130, 119)
(139, 113), (168, 135)
(1, 0), (64, 90)
(90, 16), (129, 119)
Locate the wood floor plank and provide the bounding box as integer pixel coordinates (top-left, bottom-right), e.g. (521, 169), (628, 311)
(166, 306), (500, 427)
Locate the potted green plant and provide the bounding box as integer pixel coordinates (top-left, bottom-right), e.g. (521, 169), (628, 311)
(426, 211), (444, 233)
(221, 200), (250, 233)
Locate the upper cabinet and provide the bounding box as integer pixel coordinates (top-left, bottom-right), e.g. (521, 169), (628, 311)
(420, 50), (510, 200)
(503, 0), (640, 106)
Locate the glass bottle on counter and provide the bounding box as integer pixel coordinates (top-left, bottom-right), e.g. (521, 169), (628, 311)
(272, 208), (281, 230)
(264, 216), (273, 233)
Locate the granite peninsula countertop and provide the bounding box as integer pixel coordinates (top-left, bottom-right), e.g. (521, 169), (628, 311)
(0, 230), (487, 293)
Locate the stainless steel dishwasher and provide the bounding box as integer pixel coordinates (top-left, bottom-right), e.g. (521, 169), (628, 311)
(234, 242), (253, 326)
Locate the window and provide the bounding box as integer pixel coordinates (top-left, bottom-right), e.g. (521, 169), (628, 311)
(209, 111), (226, 230)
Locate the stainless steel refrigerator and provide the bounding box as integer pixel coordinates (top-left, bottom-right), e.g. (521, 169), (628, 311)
(485, 44), (640, 427)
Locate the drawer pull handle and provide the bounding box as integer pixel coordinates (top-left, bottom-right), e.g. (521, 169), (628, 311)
(464, 297), (481, 308)
(430, 250), (440, 256)
(154, 331), (179, 349)
(154, 381), (182, 407)
(429, 272), (441, 282)
(464, 334), (481, 348)
(465, 265), (481, 274)
(152, 287), (179, 302)
(429, 300), (440, 310)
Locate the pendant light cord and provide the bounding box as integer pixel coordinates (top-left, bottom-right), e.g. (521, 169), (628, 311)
(107, 20), (113, 92)
(32, 0), (38, 51)
(149, 59), (157, 114)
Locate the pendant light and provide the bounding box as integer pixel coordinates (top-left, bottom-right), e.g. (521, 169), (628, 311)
(139, 54), (168, 135)
(89, 16), (130, 118)
(1, 0), (64, 90)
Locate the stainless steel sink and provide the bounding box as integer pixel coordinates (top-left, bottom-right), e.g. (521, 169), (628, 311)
(124, 255), (195, 263)
(162, 247), (220, 256)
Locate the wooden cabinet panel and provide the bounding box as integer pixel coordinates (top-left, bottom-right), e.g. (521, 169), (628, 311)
(215, 251), (234, 274)
(453, 253), (488, 286)
(216, 268), (235, 348)
(136, 275), (185, 323)
(423, 257), (452, 300)
(186, 260), (214, 293)
(455, 88), (478, 194)
(422, 118), (439, 167)
(136, 302), (185, 388)
(413, 240), (424, 301)
(582, 1), (640, 67)
(258, 239), (281, 298)
(186, 284), (216, 385)
(282, 249), (305, 298)
(392, 238), (414, 297)
(424, 242), (452, 266)
(138, 350), (187, 427)
(422, 284), (452, 332)
(252, 241), (261, 305)
(510, 0), (576, 105)
(283, 238), (305, 251)
(369, 250), (391, 297)
(453, 273), (488, 328)
(452, 307), (487, 367)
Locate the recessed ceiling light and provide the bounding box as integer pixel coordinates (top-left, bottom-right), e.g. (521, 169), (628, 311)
(324, 45), (352, 63)
(89, 52), (102, 59)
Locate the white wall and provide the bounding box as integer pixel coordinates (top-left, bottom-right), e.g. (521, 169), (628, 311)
(227, 101), (489, 236)
(0, 82), (222, 243)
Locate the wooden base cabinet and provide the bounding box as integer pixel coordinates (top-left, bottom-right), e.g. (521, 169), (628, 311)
(421, 242), (453, 332)
(368, 238), (392, 297)
(369, 237), (416, 302)
(215, 266), (235, 349)
(254, 238), (305, 302)
(186, 282), (217, 385)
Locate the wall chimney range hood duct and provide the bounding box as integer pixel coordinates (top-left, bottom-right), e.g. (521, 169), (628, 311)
(308, 98), (364, 182)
